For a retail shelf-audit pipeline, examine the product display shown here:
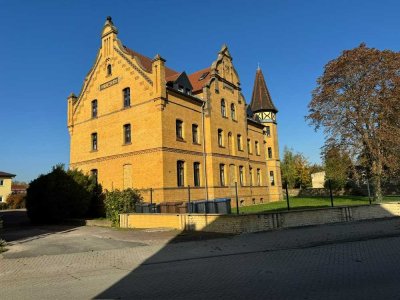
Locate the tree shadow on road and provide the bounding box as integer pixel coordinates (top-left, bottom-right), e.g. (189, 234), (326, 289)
(0, 209), (83, 244)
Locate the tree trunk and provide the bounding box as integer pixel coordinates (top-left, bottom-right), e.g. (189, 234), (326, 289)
(372, 174), (383, 202)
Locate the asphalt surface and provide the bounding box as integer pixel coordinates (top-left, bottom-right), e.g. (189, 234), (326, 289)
(2, 211), (400, 299)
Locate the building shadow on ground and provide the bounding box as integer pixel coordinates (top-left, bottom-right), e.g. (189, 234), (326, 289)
(94, 203), (400, 299)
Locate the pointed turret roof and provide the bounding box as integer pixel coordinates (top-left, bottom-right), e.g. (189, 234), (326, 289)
(250, 67), (278, 113)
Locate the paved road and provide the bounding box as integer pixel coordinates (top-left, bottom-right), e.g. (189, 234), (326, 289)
(2, 216), (400, 299)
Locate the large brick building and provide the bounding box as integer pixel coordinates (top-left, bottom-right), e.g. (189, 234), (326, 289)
(68, 17), (282, 206)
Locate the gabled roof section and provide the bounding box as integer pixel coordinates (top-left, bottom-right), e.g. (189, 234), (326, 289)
(123, 46), (179, 78)
(0, 171), (16, 178)
(250, 68), (278, 113)
(166, 72), (193, 90)
(188, 67), (211, 93)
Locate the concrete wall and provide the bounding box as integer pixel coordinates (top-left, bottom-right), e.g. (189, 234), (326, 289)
(120, 202), (400, 234)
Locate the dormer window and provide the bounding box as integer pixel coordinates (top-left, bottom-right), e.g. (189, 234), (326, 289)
(107, 64), (112, 76)
(199, 72), (209, 81)
(178, 85), (184, 92)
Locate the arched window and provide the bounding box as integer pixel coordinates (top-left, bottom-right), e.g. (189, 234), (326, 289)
(221, 99), (226, 117)
(218, 129), (223, 147)
(231, 103), (236, 120)
(107, 64), (112, 76)
(219, 164), (225, 186)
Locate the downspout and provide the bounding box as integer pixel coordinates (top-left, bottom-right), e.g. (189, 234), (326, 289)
(201, 101), (209, 201)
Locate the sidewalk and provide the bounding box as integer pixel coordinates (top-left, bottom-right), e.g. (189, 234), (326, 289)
(1, 217), (400, 299)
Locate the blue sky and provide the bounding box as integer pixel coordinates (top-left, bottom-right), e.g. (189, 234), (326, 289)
(1, 0), (400, 182)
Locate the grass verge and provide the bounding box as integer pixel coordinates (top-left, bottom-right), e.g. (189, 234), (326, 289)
(236, 195), (400, 214)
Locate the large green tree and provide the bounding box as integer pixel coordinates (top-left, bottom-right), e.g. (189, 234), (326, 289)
(307, 44), (400, 201)
(323, 146), (352, 190)
(281, 147), (312, 189)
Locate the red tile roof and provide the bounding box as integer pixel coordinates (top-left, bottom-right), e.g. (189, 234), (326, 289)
(188, 67), (211, 93)
(11, 184), (28, 191)
(123, 46), (179, 78)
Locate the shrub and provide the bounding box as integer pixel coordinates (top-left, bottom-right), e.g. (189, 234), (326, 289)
(0, 202), (9, 210)
(26, 165), (93, 223)
(6, 194), (26, 209)
(0, 239), (7, 253)
(67, 169), (105, 217)
(104, 189), (143, 225)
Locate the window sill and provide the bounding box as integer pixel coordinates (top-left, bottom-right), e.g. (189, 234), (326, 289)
(90, 149), (98, 153)
(123, 105), (131, 110)
(176, 138), (186, 143)
(238, 149), (244, 152)
(123, 142), (132, 146)
(218, 145), (225, 148)
(232, 119), (238, 123)
(91, 116), (98, 119)
(192, 142), (201, 146)
(222, 116), (228, 119)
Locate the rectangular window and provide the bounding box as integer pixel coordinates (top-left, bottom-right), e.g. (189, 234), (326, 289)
(221, 100), (226, 117)
(247, 139), (252, 154)
(268, 147), (273, 159)
(255, 141), (260, 155)
(270, 171), (275, 186)
(231, 103), (236, 120)
(192, 124), (199, 144)
(0, 196), (3, 202)
(237, 134), (242, 151)
(91, 100), (97, 118)
(124, 124), (131, 144)
(177, 161), (185, 187)
(193, 162), (200, 187)
(239, 166), (244, 186)
(257, 168), (261, 186)
(123, 87), (130, 108)
(218, 129), (223, 147)
(266, 126), (271, 137)
(90, 169), (98, 184)
(176, 120), (183, 139)
(91, 132), (97, 151)
(220, 164), (225, 186)
(249, 168), (253, 186)
(0, 179), (3, 186)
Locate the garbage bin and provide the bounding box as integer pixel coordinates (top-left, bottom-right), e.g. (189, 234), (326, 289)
(215, 198), (231, 214)
(167, 202), (183, 213)
(177, 203), (188, 214)
(142, 203), (154, 213)
(135, 203), (143, 213)
(187, 202), (195, 213)
(195, 200), (207, 213)
(159, 202), (168, 213)
(206, 200), (217, 213)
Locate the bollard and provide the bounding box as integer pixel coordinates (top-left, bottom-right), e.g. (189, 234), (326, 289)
(328, 179), (334, 207)
(235, 182), (239, 215)
(285, 182), (290, 211)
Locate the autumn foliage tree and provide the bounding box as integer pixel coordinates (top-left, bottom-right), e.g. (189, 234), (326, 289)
(307, 44), (400, 200)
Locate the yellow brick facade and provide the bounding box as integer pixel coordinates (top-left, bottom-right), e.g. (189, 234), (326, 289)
(68, 17), (282, 206)
(0, 174), (14, 202)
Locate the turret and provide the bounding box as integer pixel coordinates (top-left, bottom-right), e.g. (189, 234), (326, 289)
(249, 67), (278, 124)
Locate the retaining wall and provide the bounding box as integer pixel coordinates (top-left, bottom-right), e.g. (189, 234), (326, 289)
(119, 202), (400, 234)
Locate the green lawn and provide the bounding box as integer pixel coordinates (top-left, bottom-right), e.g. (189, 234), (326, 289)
(236, 195), (400, 214)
